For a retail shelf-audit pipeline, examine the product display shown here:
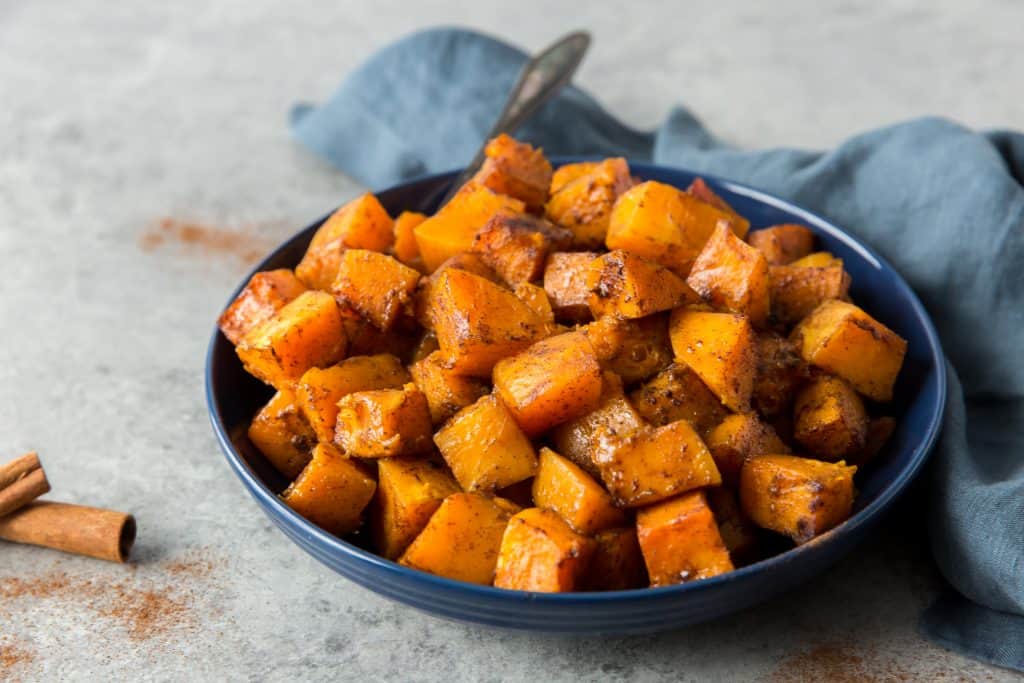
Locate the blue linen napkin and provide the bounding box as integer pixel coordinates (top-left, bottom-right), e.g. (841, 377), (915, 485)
(291, 27), (1024, 671)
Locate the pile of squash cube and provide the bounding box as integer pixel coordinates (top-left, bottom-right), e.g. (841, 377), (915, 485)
(219, 134), (907, 591)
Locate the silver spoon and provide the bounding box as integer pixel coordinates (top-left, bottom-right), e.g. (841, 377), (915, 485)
(426, 31), (591, 210)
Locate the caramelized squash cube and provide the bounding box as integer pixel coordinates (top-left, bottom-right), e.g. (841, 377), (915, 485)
(594, 419), (721, 508)
(587, 250), (698, 319)
(545, 158), (632, 249)
(247, 389), (316, 480)
(471, 210), (571, 284)
(219, 269), (307, 345)
(791, 300), (907, 401)
(705, 487), (760, 565)
(409, 350), (489, 425)
(747, 224), (815, 265)
(793, 375), (868, 460)
(494, 508), (596, 592)
(850, 416), (897, 467)
(371, 457), (460, 559)
(296, 193), (394, 289)
(581, 526), (648, 591)
(399, 492), (520, 584)
(752, 332), (807, 417)
(492, 331), (603, 436)
(543, 251), (600, 322)
(532, 448), (625, 534)
(582, 314), (674, 384)
(392, 210), (426, 268)
(687, 222), (771, 327)
(637, 491), (734, 586)
(669, 308), (757, 412)
(331, 250), (421, 331)
(341, 313), (419, 361)
(282, 443), (376, 537)
(472, 134), (553, 212)
(739, 455), (856, 544)
(789, 252), (842, 268)
(769, 263), (851, 325)
(512, 282), (555, 324)
(413, 252), (501, 330)
(685, 178), (750, 238)
(334, 383), (433, 458)
(434, 394), (538, 491)
(629, 362), (728, 434)
(706, 413), (790, 486)
(237, 290), (348, 390)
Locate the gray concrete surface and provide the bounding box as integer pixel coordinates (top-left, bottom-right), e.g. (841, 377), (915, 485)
(1, 1), (1021, 680)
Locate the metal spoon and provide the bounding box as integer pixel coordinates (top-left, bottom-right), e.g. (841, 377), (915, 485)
(425, 31), (591, 211)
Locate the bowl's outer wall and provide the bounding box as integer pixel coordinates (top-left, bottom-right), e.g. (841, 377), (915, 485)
(206, 161), (946, 633)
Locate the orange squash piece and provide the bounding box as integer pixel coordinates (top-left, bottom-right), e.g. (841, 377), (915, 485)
(470, 210), (571, 285)
(492, 331), (603, 436)
(581, 526), (648, 591)
(236, 290), (348, 390)
(686, 178), (750, 238)
(493, 508), (596, 592)
(341, 312), (419, 361)
(629, 362), (728, 434)
(790, 251), (841, 268)
(219, 269), (307, 345)
(409, 350), (489, 425)
(769, 263), (851, 325)
(593, 419), (721, 508)
(545, 158), (632, 249)
(430, 268), (552, 377)
(413, 252), (501, 330)
(687, 222), (771, 327)
(471, 134), (553, 213)
(410, 330), (440, 363)
(581, 314), (674, 384)
(669, 308), (757, 412)
(850, 416), (897, 467)
(294, 354), (410, 443)
(334, 383), (433, 458)
(587, 250), (698, 319)
(247, 389), (316, 480)
(747, 224), (816, 265)
(705, 487), (760, 566)
(331, 250), (421, 331)
(512, 282), (555, 324)
(543, 251), (600, 322)
(636, 491), (734, 586)
(282, 443), (377, 537)
(392, 210), (426, 268)
(793, 375), (868, 460)
(413, 182), (525, 273)
(752, 332), (806, 417)
(791, 300), (907, 401)
(740, 455), (857, 544)
(434, 394), (538, 492)
(296, 193), (394, 289)
(371, 457), (461, 559)
(705, 413), (790, 486)
(532, 448), (625, 534)
(399, 492), (520, 584)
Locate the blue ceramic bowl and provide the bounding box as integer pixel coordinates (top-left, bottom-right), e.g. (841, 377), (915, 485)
(206, 162), (946, 634)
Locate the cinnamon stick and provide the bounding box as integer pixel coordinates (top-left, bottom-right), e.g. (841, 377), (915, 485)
(0, 501), (136, 562)
(0, 452), (51, 518)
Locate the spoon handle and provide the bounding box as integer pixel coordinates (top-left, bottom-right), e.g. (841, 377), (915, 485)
(435, 31), (591, 208)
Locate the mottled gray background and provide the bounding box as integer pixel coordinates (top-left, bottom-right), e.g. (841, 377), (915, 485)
(1, 1), (1021, 681)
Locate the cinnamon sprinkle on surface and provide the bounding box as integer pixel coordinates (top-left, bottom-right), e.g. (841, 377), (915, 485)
(767, 640), (993, 682)
(139, 217), (280, 264)
(0, 639), (35, 678)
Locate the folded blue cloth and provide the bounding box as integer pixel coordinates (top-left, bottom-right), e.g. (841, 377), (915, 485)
(291, 27), (1024, 671)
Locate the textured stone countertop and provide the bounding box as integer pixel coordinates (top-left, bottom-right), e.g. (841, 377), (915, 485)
(1, 2), (1021, 680)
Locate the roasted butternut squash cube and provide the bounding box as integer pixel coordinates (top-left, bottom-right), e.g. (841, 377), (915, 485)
(747, 224), (816, 265)
(295, 354), (410, 443)
(545, 158), (632, 249)
(219, 269), (307, 345)
(399, 492), (520, 584)
(629, 362), (728, 434)
(587, 250), (698, 319)
(472, 134), (553, 213)
(371, 457), (460, 559)
(686, 222), (770, 327)
(512, 282), (555, 324)
(409, 350), (488, 425)
(739, 455), (857, 544)
(752, 332), (806, 417)
(850, 416), (897, 467)
(413, 182), (526, 272)
(791, 300), (907, 401)
(607, 181), (746, 277)
(492, 331), (603, 436)
(582, 314), (673, 384)
(769, 263), (851, 325)
(430, 268), (552, 377)
(532, 448), (625, 534)
(413, 252), (501, 330)
(392, 210), (426, 268)
(594, 419), (721, 508)
(790, 251), (841, 269)
(685, 178), (750, 238)
(470, 210), (571, 284)
(543, 251), (600, 322)
(793, 375), (868, 460)
(637, 491), (734, 586)
(282, 443), (376, 537)
(581, 526), (648, 591)
(296, 193), (394, 289)
(434, 394), (538, 491)
(335, 383), (433, 458)
(494, 508), (596, 592)
(341, 313), (419, 361)
(706, 413), (790, 486)
(331, 250), (421, 331)
(247, 389), (316, 480)
(237, 291), (348, 390)
(551, 371), (645, 479)
(705, 487), (760, 565)
(669, 308), (757, 412)
(410, 330), (439, 363)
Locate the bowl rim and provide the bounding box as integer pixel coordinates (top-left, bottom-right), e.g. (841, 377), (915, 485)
(205, 160), (947, 604)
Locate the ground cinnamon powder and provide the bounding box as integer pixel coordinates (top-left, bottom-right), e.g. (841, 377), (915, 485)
(767, 640), (996, 682)
(139, 217), (280, 265)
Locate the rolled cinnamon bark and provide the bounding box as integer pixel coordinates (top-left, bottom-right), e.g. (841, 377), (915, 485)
(0, 452), (51, 518)
(0, 501), (136, 562)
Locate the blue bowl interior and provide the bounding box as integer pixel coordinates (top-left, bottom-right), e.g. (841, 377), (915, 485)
(206, 161), (945, 631)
